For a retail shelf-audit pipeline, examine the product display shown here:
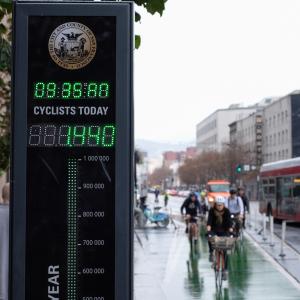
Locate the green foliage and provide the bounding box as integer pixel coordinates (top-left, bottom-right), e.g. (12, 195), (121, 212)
(0, 0), (11, 174)
(134, 0), (166, 16)
(135, 34), (141, 49)
(0, 0), (12, 11)
(133, 0), (168, 49)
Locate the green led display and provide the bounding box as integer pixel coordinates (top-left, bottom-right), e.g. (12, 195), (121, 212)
(67, 158), (77, 300)
(33, 81), (110, 99)
(28, 124), (115, 147)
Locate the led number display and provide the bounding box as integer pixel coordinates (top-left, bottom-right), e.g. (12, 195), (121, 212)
(34, 81), (110, 99)
(28, 124), (116, 147)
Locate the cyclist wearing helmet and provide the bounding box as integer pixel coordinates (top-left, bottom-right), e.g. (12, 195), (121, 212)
(226, 189), (244, 235)
(207, 196), (233, 280)
(181, 192), (201, 233)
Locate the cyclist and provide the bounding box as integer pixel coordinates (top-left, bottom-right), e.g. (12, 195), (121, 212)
(164, 191), (169, 207)
(181, 192), (201, 233)
(207, 196), (233, 280)
(226, 188), (244, 236)
(237, 187), (249, 229)
(199, 191), (208, 215)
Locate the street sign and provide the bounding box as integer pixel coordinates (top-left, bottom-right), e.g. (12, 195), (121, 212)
(11, 1), (133, 300)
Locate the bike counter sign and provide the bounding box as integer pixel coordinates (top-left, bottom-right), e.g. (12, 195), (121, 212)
(11, 2), (133, 300)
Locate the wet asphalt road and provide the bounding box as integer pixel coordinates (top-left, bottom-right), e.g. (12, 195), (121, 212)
(134, 195), (300, 300)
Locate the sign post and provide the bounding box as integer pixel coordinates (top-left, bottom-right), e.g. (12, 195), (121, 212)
(11, 1), (133, 299)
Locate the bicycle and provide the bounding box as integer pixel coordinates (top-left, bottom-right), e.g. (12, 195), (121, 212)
(230, 214), (244, 252)
(209, 235), (236, 291)
(187, 216), (199, 254)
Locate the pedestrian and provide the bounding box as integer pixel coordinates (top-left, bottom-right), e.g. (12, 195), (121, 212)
(154, 188), (159, 203)
(0, 183), (9, 300)
(164, 191), (169, 207)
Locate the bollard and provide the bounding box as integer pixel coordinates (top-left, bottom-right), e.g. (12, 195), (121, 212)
(279, 220), (286, 258)
(262, 213), (267, 241)
(269, 216), (275, 247)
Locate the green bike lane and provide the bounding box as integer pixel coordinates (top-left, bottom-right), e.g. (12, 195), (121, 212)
(134, 225), (300, 300)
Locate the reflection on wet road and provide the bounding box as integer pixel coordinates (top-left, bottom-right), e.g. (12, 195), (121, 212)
(134, 224), (300, 300)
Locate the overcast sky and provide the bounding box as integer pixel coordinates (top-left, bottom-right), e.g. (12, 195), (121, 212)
(134, 0), (300, 143)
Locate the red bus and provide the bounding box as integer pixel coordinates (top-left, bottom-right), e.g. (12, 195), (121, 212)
(259, 157), (300, 221)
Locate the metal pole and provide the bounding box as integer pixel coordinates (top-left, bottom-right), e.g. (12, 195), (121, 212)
(279, 220), (286, 258)
(262, 213), (267, 241)
(269, 216), (274, 247)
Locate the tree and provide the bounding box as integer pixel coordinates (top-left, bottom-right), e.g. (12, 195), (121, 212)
(0, 0), (167, 175)
(149, 166), (172, 187)
(0, 1), (11, 175)
(178, 145), (250, 186)
(134, 0), (168, 49)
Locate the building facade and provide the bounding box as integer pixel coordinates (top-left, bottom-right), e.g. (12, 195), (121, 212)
(263, 91), (300, 163)
(162, 147), (197, 187)
(230, 111), (263, 166)
(196, 106), (257, 153)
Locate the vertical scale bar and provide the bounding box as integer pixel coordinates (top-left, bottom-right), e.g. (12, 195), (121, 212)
(68, 159), (77, 299)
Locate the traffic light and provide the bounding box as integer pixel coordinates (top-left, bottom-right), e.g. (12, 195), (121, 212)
(236, 164), (243, 173)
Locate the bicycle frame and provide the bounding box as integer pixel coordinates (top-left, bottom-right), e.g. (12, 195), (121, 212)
(214, 248), (226, 290)
(189, 222), (199, 242)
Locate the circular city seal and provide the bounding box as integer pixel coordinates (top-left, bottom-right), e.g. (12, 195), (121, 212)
(48, 22), (97, 70)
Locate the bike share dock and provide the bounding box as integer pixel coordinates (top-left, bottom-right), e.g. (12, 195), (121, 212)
(134, 196), (300, 300)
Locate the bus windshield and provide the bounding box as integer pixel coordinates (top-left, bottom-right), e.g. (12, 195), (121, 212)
(209, 184), (230, 193)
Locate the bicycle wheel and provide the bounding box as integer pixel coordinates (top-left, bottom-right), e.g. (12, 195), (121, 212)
(239, 228), (244, 243)
(157, 218), (169, 228)
(214, 251), (223, 291)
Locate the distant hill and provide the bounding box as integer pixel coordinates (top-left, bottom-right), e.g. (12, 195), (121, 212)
(135, 139), (195, 158)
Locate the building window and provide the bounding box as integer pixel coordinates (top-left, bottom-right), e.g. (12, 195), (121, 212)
(285, 110), (288, 120)
(269, 117), (271, 127)
(274, 152), (277, 161)
(281, 112), (284, 124)
(273, 116), (276, 127)
(274, 134), (276, 146)
(286, 149), (289, 157)
(286, 129), (289, 143)
(277, 113), (280, 125)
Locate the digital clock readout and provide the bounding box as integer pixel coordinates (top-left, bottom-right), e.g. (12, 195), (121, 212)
(28, 124), (115, 147)
(34, 81), (110, 99)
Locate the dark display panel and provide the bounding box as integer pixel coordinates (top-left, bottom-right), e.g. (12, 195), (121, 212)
(26, 16), (116, 300)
